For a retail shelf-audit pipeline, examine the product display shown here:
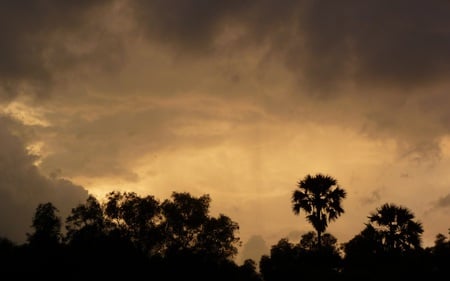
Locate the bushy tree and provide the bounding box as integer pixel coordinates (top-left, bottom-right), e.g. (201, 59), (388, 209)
(27, 202), (61, 248)
(104, 191), (162, 255)
(260, 232), (342, 281)
(160, 192), (240, 260)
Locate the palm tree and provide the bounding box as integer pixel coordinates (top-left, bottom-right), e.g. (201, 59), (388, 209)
(367, 203), (423, 252)
(291, 173), (346, 248)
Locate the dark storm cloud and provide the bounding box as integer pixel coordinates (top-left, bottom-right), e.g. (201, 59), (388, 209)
(0, 0), (123, 101)
(291, 0), (450, 92)
(3, 0), (449, 99)
(131, 0), (238, 53)
(2, 0), (450, 182)
(131, 0), (450, 92)
(130, 0), (298, 55)
(0, 117), (88, 243)
(124, 0), (450, 162)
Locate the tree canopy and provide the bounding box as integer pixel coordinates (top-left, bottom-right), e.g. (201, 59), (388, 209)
(291, 173), (346, 247)
(1, 186), (449, 281)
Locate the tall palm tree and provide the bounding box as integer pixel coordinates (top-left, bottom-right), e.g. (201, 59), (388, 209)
(291, 173), (346, 248)
(367, 203), (423, 252)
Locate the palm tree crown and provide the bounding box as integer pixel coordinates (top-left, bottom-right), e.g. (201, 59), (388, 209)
(368, 203), (423, 252)
(291, 173), (346, 247)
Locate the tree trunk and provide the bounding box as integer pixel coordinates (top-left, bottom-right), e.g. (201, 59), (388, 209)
(317, 230), (322, 249)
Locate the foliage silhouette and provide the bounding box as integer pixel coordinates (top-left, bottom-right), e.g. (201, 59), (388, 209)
(291, 173), (346, 248)
(68, 191), (244, 280)
(22, 202), (65, 280)
(27, 202), (62, 248)
(160, 192), (240, 261)
(425, 230), (450, 278)
(64, 194), (145, 280)
(239, 259), (263, 281)
(104, 191), (162, 256)
(368, 203), (423, 252)
(343, 202), (427, 280)
(65, 195), (108, 245)
(2, 188), (450, 281)
(259, 231), (342, 281)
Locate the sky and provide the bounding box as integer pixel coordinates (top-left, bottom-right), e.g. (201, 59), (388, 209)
(1, 0), (450, 263)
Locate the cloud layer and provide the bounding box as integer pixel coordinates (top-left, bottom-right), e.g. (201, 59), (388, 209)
(1, 0), (450, 247)
(0, 117), (88, 242)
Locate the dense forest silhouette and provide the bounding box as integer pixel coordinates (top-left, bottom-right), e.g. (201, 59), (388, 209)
(0, 173), (449, 280)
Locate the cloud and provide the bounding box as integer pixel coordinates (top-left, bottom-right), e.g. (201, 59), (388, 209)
(289, 1), (450, 92)
(361, 189), (382, 205)
(0, 116), (88, 243)
(126, 0), (450, 162)
(239, 234), (269, 264)
(1, 0), (450, 247)
(433, 193), (450, 209)
(35, 97), (264, 181)
(0, 0), (125, 101)
(3, 0), (450, 100)
(128, 0), (450, 91)
(2, 0), (450, 147)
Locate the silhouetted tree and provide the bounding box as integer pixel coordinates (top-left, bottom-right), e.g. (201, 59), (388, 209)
(259, 238), (299, 281)
(0, 236), (15, 254)
(238, 259), (263, 281)
(368, 203), (423, 253)
(300, 231), (343, 279)
(343, 203), (426, 280)
(300, 231), (342, 256)
(104, 191), (162, 256)
(27, 202), (62, 248)
(196, 214), (240, 260)
(259, 232), (343, 281)
(426, 229), (450, 277)
(291, 173), (346, 248)
(158, 192), (241, 280)
(160, 192), (240, 259)
(160, 192), (211, 254)
(343, 224), (382, 276)
(0, 237), (19, 275)
(64, 195), (144, 280)
(65, 195), (108, 245)
(24, 202), (63, 280)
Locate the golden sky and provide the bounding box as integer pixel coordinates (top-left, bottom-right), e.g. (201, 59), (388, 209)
(1, 0), (450, 263)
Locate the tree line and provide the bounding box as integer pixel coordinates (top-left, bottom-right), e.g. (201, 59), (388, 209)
(0, 173), (449, 280)
(261, 173), (449, 280)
